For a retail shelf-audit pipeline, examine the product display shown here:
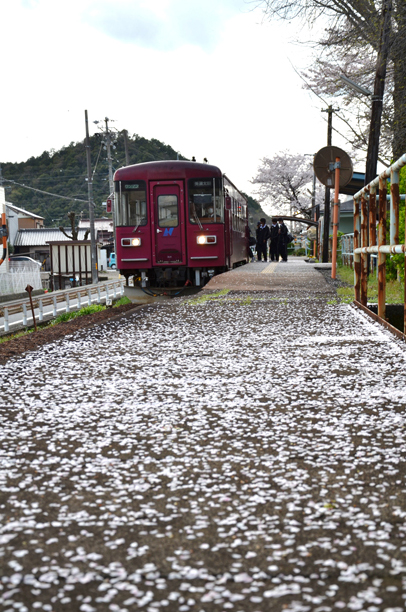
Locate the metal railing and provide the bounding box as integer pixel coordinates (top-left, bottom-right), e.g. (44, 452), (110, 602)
(0, 279), (125, 334)
(353, 152), (406, 329)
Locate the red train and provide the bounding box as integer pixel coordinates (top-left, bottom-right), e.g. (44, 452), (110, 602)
(113, 160), (249, 287)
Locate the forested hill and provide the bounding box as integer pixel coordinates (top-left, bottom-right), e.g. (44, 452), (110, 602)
(1, 133), (186, 226)
(1, 132), (266, 227)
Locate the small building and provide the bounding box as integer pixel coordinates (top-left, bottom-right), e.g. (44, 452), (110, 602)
(48, 240), (102, 289)
(79, 218), (114, 247)
(338, 199), (354, 235)
(6, 203), (44, 246)
(13, 228), (90, 263)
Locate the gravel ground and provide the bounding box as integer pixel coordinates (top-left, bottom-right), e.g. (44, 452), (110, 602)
(0, 303), (138, 366)
(1, 262), (406, 612)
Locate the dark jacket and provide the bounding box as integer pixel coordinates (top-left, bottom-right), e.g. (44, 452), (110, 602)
(269, 224), (279, 243)
(256, 224), (270, 244)
(278, 222), (288, 243)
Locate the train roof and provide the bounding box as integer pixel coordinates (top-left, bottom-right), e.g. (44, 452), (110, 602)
(114, 160), (223, 182)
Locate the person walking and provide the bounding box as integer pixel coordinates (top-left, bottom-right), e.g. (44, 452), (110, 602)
(256, 218), (270, 261)
(277, 218), (288, 262)
(269, 218), (279, 261)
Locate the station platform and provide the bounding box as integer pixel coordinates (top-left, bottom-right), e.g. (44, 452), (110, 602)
(203, 258), (335, 294)
(2, 257), (406, 611)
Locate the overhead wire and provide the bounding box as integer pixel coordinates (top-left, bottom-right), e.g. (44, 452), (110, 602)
(2, 179), (88, 203)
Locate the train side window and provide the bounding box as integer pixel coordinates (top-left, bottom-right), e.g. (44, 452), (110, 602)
(188, 178), (223, 224)
(128, 197), (147, 226)
(115, 181), (147, 227)
(158, 195), (179, 227)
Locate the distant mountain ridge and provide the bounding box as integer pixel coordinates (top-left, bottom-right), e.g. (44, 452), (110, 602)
(1, 133), (185, 226)
(1, 133), (265, 228)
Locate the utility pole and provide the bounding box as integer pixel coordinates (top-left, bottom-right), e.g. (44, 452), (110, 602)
(104, 117), (114, 198)
(321, 105), (335, 263)
(85, 110), (98, 285)
(123, 129), (130, 166)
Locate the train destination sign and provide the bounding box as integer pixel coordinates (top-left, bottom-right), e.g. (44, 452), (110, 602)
(193, 180), (212, 187)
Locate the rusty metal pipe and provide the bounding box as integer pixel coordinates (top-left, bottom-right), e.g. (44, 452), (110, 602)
(360, 192), (368, 305)
(390, 168), (400, 246)
(378, 177), (387, 320)
(354, 197), (361, 302)
(331, 157), (341, 279)
(0, 212), (7, 266)
(354, 153), (406, 201)
(369, 186), (377, 276)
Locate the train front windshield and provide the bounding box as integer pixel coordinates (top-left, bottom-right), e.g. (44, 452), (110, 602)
(188, 178), (223, 224)
(115, 181), (147, 227)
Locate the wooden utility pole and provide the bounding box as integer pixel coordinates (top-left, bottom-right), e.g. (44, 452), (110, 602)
(85, 110), (98, 285)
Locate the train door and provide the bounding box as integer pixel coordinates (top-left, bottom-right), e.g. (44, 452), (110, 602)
(150, 181), (186, 265)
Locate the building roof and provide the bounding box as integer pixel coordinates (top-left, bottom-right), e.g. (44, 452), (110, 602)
(14, 228), (90, 247)
(6, 203), (44, 220)
(339, 172), (365, 196)
(340, 199), (354, 213)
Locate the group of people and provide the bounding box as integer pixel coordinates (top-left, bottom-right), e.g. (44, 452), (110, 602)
(255, 218), (288, 263)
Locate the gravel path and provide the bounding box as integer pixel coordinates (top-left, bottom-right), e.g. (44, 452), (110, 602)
(1, 261), (406, 612)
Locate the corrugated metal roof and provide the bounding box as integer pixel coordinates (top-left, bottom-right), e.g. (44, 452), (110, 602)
(14, 228), (90, 247)
(6, 203), (45, 219)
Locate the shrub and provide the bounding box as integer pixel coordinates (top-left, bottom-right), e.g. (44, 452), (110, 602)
(51, 311), (77, 325)
(78, 305), (105, 316)
(113, 296), (132, 307)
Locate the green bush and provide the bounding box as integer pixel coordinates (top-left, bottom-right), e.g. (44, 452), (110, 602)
(113, 296), (131, 307)
(78, 305), (105, 316)
(51, 311), (77, 325)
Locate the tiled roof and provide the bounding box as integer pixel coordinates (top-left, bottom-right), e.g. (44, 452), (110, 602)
(14, 228), (90, 247)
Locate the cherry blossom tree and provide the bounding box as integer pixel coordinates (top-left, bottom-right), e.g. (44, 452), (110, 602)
(251, 151), (323, 218)
(255, 0), (406, 163)
(301, 31), (394, 165)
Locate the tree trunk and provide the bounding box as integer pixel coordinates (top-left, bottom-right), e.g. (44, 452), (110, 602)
(365, 0), (392, 185)
(392, 1), (406, 160)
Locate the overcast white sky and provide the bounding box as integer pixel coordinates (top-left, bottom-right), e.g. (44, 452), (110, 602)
(1, 0), (346, 198)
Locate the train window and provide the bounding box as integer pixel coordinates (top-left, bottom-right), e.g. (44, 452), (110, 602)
(158, 195), (179, 227)
(188, 178), (223, 224)
(116, 181), (147, 227)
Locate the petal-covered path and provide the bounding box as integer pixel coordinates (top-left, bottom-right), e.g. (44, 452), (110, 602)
(1, 260), (406, 612)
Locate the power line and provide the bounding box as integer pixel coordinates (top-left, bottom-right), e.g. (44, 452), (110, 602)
(2, 179), (88, 203)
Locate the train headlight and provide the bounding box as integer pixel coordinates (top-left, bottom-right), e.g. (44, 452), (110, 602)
(121, 237), (142, 247)
(196, 235), (217, 245)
